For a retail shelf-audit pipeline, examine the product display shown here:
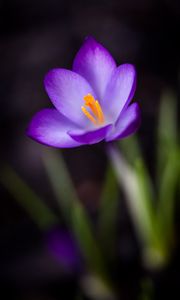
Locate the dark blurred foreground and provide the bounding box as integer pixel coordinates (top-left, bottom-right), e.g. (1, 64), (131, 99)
(0, 0), (180, 299)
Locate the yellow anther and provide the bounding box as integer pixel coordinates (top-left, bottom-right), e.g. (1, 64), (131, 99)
(95, 100), (104, 123)
(82, 94), (105, 125)
(84, 94), (99, 118)
(81, 106), (97, 125)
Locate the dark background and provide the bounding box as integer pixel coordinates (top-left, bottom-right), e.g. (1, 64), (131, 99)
(0, 0), (180, 299)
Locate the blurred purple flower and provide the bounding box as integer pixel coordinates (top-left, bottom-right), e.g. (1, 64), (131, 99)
(46, 228), (81, 272)
(27, 37), (141, 147)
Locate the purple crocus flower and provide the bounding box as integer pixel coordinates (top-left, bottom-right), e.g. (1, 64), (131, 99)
(27, 37), (141, 147)
(45, 228), (82, 272)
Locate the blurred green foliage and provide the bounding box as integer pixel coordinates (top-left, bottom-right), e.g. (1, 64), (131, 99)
(0, 88), (179, 300)
(111, 89), (180, 269)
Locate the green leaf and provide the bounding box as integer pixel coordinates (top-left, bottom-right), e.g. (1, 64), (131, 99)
(0, 165), (58, 229)
(157, 89), (178, 183)
(108, 144), (155, 246)
(157, 147), (180, 246)
(133, 158), (156, 242)
(98, 164), (119, 258)
(107, 144), (168, 269)
(139, 278), (154, 300)
(118, 135), (142, 165)
(42, 149), (111, 285)
(42, 149), (78, 223)
(71, 200), (109, 280)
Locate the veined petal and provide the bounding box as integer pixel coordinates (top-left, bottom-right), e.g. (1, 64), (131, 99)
(44, 69), (95, 126)
(27, 109), (82, 148)
(68, 124), (112, 145)
(73, 37), (116, 100)
(103, 64), (136, 122)
(105, 103), (141, 141)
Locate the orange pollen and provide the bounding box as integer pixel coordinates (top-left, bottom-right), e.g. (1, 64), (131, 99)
(81, 94), (105, 125)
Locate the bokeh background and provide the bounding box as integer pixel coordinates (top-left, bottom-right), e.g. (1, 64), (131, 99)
(0, 0), (180, 299)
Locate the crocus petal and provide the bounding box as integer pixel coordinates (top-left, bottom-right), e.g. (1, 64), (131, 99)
(44, 69), (95, 126)
(73, 37), (116, 100)
(27, 109), (82, 148)
(105, 103), (141, 141)
(69, 124), (112, 145)
(45, 228), (81, 271)
(103, 64), (136, 122)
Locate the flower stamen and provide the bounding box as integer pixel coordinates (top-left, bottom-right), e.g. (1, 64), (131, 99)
(95, 100), (104, 124)
(81, 93), (105, 125)
(81, 106), (97, 125)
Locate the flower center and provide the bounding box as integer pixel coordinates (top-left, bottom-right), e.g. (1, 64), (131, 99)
(81, 93), (105, 125)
